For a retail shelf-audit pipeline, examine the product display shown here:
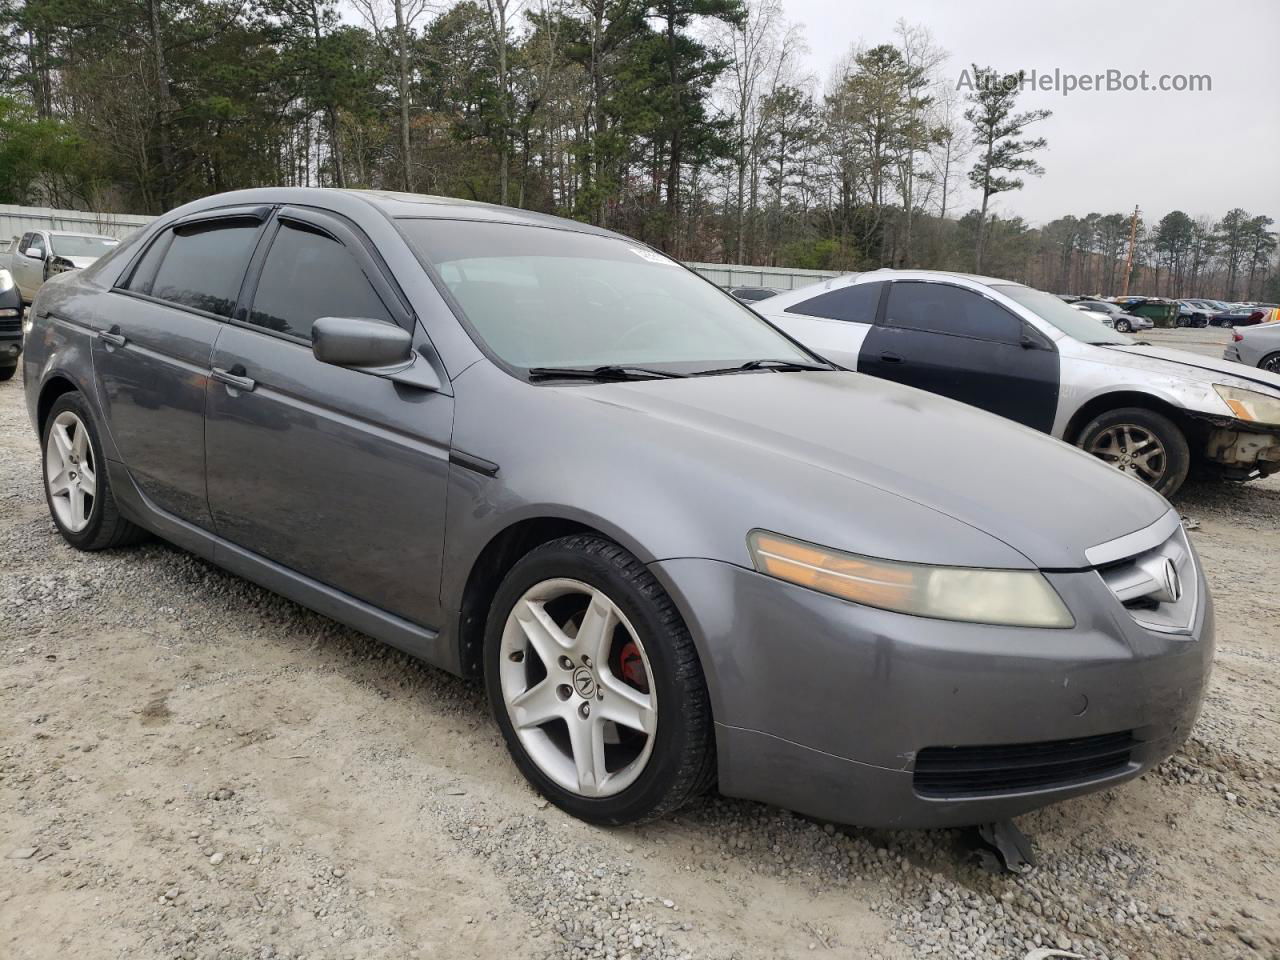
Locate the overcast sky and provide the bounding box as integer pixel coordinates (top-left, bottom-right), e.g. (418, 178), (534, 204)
(781, 0), (1280, 226)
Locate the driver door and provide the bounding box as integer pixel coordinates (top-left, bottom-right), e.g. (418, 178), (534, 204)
(204, 207), (454, 629)
(859, 280), (1060, 433)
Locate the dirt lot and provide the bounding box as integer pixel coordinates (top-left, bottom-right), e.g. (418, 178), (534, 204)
(2, 329), (1278, 960)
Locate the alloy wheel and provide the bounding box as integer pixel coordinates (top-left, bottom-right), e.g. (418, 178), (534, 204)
(499, 578), (657, 798)
(45, 410), (96, 532)
(1086, 423), (1167, 486)
(1262, 354), (1280, 374)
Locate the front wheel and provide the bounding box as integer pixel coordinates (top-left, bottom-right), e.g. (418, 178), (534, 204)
(1115, 318), (1132, 333)
(0, 364), (15, 382)
(484, 534), (715, 825)
(1078, 407), (1191, 497)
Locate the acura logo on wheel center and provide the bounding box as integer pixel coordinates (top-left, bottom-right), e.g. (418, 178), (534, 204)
(573, 667), (596, 698)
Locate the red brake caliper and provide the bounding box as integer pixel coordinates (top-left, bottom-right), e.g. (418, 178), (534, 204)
(616, 641), (649, 693)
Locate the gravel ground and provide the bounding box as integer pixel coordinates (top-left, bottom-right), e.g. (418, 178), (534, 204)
(2, 333), (1278, 960)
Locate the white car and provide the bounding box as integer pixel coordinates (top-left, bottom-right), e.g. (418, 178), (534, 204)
(8, 229), (121, 303)
(754, 270), (1280, 496)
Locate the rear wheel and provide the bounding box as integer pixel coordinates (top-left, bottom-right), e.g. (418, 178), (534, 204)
(484, 534), (715, 825)
(1078, 407), (1191, 497)
(42, 392), (146, 550)
(1260, 352), (1280, 374)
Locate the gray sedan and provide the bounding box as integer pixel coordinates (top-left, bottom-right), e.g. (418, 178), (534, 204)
(21, 188), (1212, 829)
(1225, 320), (1280, 373)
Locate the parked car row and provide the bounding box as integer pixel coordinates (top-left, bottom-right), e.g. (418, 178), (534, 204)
(20, 188), (1228, 834)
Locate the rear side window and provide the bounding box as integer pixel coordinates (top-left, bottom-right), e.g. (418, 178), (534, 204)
(247, 222), (392, 340)
(785, 281), (883, 323)
(884, 282), (1021, 342)
(143, 221), (260, 317)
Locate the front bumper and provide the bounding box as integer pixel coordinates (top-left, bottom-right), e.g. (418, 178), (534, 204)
(652, 557), (1214, 829)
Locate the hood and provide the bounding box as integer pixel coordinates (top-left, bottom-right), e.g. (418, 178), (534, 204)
(576, 371), (1168, 569)
(1104, 343), (1280, 392)
(52, 255), (99, 270)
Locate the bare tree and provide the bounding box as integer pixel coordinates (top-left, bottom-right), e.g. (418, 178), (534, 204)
(481, 0), (527, 205)
(351, 0), (435, 191)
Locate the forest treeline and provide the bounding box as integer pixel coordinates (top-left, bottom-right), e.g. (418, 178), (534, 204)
(0, 0), (1275, 300)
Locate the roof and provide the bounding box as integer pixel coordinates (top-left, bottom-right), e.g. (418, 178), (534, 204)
(168, 186), (630, 243)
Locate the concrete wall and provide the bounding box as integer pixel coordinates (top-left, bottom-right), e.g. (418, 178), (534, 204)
(0, 204), (156, 243)
(684, 261), (847, 291)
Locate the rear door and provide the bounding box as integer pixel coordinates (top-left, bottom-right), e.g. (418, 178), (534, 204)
(859, 280), (1060, 433)
(94, 207), (270, 527)
(764, 281), (886, 368)
(204, 206), (452, 629)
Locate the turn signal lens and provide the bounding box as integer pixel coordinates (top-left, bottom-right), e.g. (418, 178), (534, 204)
(747, 531), (1074, 628)
(1214, 384), (1280, 425)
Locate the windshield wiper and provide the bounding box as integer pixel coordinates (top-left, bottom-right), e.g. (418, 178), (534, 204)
(692, 358), (834, 376)
(526, 364), (688, 382)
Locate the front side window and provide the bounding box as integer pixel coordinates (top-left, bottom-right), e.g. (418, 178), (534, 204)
(248, 222), (392, 340)
(397, 219), (811, 372)
(147, 221), (260, 317)
(28, 234), (46, 257)
(885, 281), (1021, 342)
(786, 281), (883, 323)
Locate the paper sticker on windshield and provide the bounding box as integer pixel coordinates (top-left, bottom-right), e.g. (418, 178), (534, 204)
(628, 246), (675, 266)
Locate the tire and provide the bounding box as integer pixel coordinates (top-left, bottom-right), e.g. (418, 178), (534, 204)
(1115, 319), (1132, 333)
(41, 391), (147, 550)
(1077, 407), (1191, 498)
(1261, 352), (1280, 375)
(0, 364), (15, 382)
(484, 534), (715, 825)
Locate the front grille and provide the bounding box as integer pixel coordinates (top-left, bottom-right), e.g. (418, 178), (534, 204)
(912, 731), (1135, 798)
(0, 318), (20, 335)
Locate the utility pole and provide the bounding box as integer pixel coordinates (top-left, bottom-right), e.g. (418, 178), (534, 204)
(1120, 205), (1140, 297)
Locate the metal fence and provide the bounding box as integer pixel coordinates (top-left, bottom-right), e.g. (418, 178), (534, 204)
(0, 205), (846, 295)
(0, 204), (155, 242)
(684, 261), (847, 291)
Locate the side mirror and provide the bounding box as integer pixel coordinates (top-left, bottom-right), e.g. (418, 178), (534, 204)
(311, 315), (440, 391)
(313, 315), (412, 367)
(24, 247), (44, 260)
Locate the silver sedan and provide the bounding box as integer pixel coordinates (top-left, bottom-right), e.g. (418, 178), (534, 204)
(1225, 319), (1280, 374)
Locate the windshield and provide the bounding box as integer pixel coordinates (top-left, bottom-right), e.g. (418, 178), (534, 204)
(397, 219), (814, 373)
(992, 284), (1134, 345)
(51, 235), (119, 259)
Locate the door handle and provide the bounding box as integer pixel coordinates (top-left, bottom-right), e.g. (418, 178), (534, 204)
(98, 327), (127, 348)
(879, 352), (904, 364)
(211, 365), (256, 392)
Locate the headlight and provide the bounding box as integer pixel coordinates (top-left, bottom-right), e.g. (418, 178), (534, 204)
(748, 531), (1074, 628)
(1214, 384), (1280, 425)
(0, 269), (13, 293)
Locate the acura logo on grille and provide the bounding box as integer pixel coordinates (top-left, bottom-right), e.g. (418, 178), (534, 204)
(1159, 558), (1183, 604)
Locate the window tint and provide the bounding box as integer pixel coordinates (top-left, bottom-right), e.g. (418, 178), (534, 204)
(147, 221), (260, 317)
(786, 281), (883, 323)
(248, 222), (392, 340)
(884, 282), (1021, 342)
(123, 233), (174, 296)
